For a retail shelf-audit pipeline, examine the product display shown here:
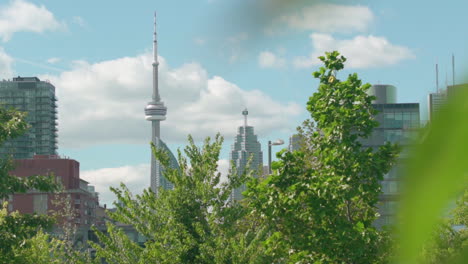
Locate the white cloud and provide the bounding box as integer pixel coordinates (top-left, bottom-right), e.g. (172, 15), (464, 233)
(0, 47), (13, 78)
(273, 4), (374, 34)
(47, 57), (61, 64)
(41, 53), (301, 148)
(82, 159), (231, 206)
(258, 51), (286, 69)
(217, 159), (230, 183)
(81, 164), (149, 207)
(0, 0), (63, 42)
(294, 33), (415, 69)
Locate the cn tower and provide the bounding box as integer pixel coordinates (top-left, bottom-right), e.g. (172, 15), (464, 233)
(144, 13), (167, 193)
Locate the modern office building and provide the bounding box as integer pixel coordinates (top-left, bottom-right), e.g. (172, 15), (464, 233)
(230, 109), (263, 201)
(288, 134), (303, 152)
(8, 155), (98, 243)
(428, 91), (446, 122)
(0, 76), (58, 159)
(144, 14), (178, 193)
(362, 84), (420, 227)
(428, 84), (467, 122)
(364, 85), (420, 147)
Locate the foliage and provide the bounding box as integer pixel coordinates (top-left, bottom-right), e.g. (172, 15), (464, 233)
(10, 229), (95, 264)
(0, 106), (61, 263)
(0, 202), (54, 263)
(91, 134), (268, 263)
(419, 190), (467, 264)
(8, 194), (96, 264)
(245, 51), (399, 263)
(0, 107), (29, 145)
(0, 108), (59, 199)
(396, 83), (468, 264)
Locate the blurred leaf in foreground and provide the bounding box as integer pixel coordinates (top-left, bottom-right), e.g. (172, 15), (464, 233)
(397, 85), (468, 263)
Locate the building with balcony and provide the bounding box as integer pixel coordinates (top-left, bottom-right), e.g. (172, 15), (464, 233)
(0, 77), (58, 159)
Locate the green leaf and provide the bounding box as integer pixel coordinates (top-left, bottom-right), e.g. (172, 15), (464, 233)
(397, 87), (468, 263)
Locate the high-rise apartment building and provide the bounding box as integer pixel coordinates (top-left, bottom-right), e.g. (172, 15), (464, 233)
(362, 84), (420, 227)
(230, 109), (263, 201)
(0, 77), (58, 159)
(144, 14), (178, 193)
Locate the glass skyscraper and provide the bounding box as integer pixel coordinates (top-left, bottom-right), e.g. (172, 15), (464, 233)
(230, 109), (263, 201)
(361, 85), (420, 227)
(0, 77), (58, 159)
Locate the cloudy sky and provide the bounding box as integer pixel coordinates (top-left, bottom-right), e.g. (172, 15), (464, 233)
(1, 0), (466, 205)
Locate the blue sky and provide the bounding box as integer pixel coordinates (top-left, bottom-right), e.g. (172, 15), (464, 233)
(0, 0), (466, 205)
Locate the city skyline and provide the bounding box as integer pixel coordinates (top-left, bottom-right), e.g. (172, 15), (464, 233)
(0, 0), (466, 205)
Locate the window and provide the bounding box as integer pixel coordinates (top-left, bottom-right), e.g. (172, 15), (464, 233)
(33, 194), (48, 214)
(394, 112), (402, 120)
(388, 181), (398, 194)
(403, 112), (411, 121)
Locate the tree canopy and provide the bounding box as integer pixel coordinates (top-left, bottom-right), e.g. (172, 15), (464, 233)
(0, 107), (60, 263)
(245, 51), (399, 263)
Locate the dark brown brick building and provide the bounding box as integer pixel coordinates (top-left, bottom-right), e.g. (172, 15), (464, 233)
(8, 155), (99, 242)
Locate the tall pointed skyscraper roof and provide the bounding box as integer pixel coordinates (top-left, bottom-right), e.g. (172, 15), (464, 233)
(230, 109), (263, 201)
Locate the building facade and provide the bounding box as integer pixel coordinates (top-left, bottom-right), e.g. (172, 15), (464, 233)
(0, 77), (58, 159)
(288, 134), (303, 152)
(447, 83), (468, 98)
(428, 83), (467, 122)
(8, 155), (98, 242)
(230, 109), (263, 201)
(361, 85), (420, 227)
(428, 92), (446, 122)
(144, 14), (178, 194)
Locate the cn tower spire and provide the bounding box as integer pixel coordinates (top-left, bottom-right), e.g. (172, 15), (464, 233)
(152, 12), (160, 102)
(145, 12), (167, 193)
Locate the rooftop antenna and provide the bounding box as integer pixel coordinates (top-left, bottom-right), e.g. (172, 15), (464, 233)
(452, 53), (455, 86)
(242, 108), (248, 127)
(436, 63), (439, 93)
(445, 70), (448, 89)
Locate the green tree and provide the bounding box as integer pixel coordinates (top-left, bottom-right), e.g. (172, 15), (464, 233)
(0, 107), (60, 263)
(245, 51), (399, 263)
(91, 135), (268, 263)
(420, 189), (467, 263)
(10, 228), (95, 264)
